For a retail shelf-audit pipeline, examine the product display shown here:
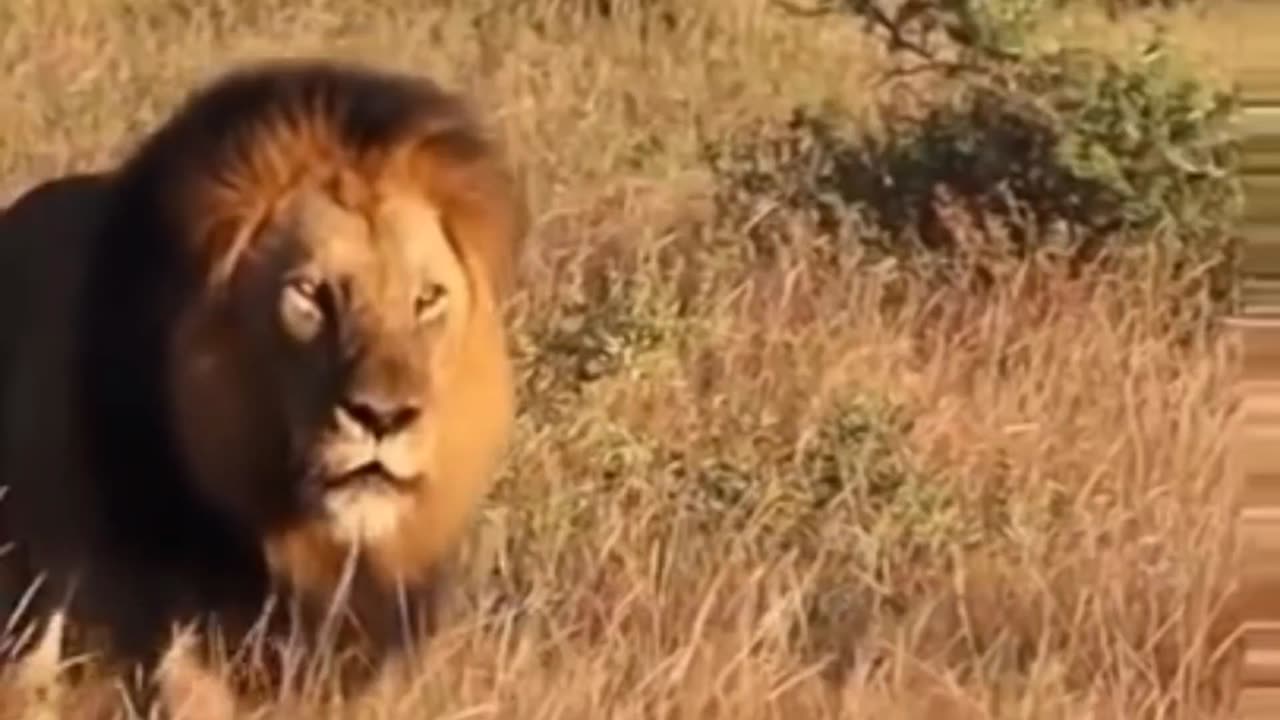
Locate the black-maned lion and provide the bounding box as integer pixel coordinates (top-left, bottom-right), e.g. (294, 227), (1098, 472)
(0, 58), (528, 717)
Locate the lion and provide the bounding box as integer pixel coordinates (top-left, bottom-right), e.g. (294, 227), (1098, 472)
(0, 58), (527, 716)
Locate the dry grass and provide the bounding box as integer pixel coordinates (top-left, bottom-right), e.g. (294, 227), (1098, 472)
(0, 0), (1267, 718)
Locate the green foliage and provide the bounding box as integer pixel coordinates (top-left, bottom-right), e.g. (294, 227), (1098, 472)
(1021, 41), (1239, 239)
(716, 0), (1241, 288)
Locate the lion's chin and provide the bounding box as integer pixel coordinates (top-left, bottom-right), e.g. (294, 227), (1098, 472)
(316, 463), (418, 545)
(320, 486), (414, 546)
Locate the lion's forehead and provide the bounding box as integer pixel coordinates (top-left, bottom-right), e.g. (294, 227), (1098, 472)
(280, 188), (464, 291)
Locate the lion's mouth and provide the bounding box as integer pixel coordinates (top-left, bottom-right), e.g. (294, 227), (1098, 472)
(323, 461), (418, 493)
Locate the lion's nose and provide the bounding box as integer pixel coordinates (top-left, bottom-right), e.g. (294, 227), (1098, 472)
(338, 394), (422, 438)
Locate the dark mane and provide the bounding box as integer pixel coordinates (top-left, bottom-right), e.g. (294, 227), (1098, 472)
(113, 59), (493, 279)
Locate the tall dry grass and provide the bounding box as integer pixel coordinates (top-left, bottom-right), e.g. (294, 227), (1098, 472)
(0, 0), (1261, 718)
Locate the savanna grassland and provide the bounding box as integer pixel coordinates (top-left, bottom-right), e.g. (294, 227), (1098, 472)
(0, 1), (1275, 718)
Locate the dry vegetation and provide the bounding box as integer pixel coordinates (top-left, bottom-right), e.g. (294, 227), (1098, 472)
(0, 0), (1273, 718)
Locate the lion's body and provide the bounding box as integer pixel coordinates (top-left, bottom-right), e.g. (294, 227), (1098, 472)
(0, 60), (526, 713)
(0, 174), (120, 640)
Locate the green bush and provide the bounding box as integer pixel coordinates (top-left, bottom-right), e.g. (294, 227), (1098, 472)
(709, 0), (1240, 291)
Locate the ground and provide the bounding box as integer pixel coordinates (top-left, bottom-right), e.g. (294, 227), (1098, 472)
(0, 1), (1273, 718)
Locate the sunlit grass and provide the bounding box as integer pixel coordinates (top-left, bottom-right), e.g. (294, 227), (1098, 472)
(0, 1), (1263, 717)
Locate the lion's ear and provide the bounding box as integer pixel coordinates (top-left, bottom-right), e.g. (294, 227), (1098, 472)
(413, 141), (526, 307)
(445, 172), (528, 306)
(399, 114), (529, 307)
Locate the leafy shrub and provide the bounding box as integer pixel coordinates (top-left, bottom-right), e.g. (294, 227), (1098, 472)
(710, 0), (1241, 292)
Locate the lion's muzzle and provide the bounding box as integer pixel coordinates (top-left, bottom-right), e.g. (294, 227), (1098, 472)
(314, 394), (428, 494)
(309, 397), (427, 543)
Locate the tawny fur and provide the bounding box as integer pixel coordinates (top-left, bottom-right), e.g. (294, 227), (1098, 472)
(0, 58), (527, 715)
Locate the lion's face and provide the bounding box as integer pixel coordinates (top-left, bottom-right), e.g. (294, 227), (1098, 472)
(225, 186), (473, 544)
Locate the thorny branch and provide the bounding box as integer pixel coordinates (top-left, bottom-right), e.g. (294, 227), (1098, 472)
(770, 0), (1020, 84)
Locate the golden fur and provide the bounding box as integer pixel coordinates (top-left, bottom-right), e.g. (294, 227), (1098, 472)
(0, 59), (527, 715)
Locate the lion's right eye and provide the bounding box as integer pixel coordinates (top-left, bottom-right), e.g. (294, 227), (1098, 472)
(280, 278), (325, 342)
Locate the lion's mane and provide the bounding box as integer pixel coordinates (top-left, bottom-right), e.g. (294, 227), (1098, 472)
(0, 59), (527, 705)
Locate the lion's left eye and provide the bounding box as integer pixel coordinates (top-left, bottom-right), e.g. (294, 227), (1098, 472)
(414, 283), (448, 324)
